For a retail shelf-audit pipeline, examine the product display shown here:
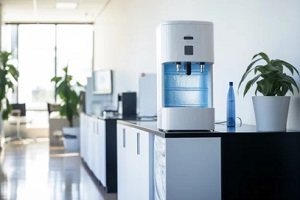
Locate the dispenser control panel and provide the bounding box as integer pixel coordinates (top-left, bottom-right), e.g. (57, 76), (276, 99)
(184, 46), (193, 55)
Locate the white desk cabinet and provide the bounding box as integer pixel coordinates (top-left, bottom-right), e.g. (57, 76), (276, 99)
(154, 136), (221, 200)
(117, 120), (221, 200)
(117, 124), (154, 200)
(80, 113), (117, 193)
(94, 119), (106, 187)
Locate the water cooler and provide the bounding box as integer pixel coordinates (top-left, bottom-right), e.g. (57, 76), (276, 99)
(157, 20), (215, 131)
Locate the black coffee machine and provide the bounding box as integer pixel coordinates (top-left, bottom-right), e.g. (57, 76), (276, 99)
(118, 92), (137, 118)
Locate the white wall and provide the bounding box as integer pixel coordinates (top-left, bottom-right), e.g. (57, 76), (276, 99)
(93, 0), (300, 129)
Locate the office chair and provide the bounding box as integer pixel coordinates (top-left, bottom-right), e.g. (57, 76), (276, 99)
(9, 103), (27, 141)
(11, 103), (26, 117)
(47, 102), (60, 117)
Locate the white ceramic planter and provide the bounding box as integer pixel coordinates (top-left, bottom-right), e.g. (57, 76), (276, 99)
(252, 96), (290, 132)
(62, 127), (80, 152)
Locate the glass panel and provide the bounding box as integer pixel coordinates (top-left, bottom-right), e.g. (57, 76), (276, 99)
(18, 24), (56, 108)
(56, 24), (93, 85)
(1, 24), (19, 103)
(16, 24), (93, 128)
(163, 62), (211, 107)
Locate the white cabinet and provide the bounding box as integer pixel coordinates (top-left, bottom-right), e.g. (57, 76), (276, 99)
(154, 136), (221, 200)
(86, 117), (95, 172)
(117, 124), (127, 199)
(89, 117), (96, 172)
(117, 124), (153, 200)
(117, 121), (221, 200)
(80, 113), (117, 193)
(117, 119), (224, 200)
(80, 113), (86, 158)
(94, 119), (106, 187)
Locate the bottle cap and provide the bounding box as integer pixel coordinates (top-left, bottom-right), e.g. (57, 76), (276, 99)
(229, 82), (233, 86)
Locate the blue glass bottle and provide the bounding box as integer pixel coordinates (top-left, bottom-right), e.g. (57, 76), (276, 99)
(227, 82), (236, 127)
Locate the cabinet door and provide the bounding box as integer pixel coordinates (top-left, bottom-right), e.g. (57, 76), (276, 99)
(130, 129), (153, 200)
(117, 124), (128, 200)
(90, 117), (97, 173)
(80, 113), (86, 159)
(117, 124), (153, 200)
(124, 127), (137, 199)
(95, 119), (106, 187)
(165, 137), (221, 200)
(117, 125), (140, 200)
(85, 115), (92, 167)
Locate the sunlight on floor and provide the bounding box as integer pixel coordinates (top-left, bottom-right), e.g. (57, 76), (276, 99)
(0, 139), (117, 200)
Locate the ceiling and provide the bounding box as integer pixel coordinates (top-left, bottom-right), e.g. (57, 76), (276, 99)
(0, 0), (111, 24)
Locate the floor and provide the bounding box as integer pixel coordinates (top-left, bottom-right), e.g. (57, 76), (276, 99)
(0, 139), (117, 200)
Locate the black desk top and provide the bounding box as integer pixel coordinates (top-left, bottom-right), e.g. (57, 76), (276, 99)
(116, 119), (300, 138)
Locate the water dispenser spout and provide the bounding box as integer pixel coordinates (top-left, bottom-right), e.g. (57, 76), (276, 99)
(186, 62), (191, 75)
(200, 62), (205, 73)
(176, 62), (181, 73)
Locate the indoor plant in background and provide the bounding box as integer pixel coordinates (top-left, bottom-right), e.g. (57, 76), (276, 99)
(0, 51), (19, 148)
(238, 52), (299, 132)
(51, 65), (83, 151)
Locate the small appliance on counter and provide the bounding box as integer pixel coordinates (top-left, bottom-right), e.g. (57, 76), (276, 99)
(118, 92), (137, 118)
(102, 109), (119, 118)
(138, 73), (157, 118)
(156, 20), (215, 131)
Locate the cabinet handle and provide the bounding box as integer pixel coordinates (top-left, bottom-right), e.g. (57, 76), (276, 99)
(123, 128), (126, 148)
(137, 132), (140, 155)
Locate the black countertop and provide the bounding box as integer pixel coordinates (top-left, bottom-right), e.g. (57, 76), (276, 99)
(117, 119), (300, 138)
(85, 113), (300, 138)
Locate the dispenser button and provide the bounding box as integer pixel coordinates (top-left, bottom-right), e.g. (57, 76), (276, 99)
(184, 46), (193, 55)
(184, 36), (194, 40)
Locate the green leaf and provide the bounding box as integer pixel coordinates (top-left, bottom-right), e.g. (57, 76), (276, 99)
(254, 52), (270, 63)
(238, 58), (263, 93)
(280, 60), (299, 75)
(243, 74), (261, 96)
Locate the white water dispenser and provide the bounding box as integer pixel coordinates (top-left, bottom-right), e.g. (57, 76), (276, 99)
(157, 20), (215, 131)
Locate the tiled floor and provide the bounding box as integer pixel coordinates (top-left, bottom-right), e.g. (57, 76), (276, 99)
(0, 139), (117, 200)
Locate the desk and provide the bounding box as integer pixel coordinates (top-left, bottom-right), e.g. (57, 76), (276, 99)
(117, 120), (300, 200)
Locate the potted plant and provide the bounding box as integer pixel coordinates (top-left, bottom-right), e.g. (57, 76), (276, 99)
(0, 51), (19, 148)
(238, 52), (299, 131)
(0, 51), (19, 120)
(50, 65), (83, 151)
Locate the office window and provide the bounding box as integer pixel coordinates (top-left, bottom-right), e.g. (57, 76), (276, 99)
(18, 25), (56, 110)
(56, 24), (93, 85)
(4, 24), (93, 128)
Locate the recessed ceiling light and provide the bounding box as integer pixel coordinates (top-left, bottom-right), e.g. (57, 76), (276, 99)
(56, 2), (78, 10)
